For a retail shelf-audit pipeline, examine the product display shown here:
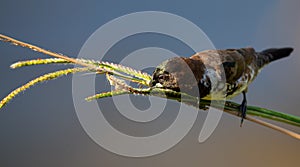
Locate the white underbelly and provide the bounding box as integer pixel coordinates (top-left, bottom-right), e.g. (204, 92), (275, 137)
(200, 64), (257, 100)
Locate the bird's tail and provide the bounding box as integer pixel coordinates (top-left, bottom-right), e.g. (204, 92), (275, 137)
(257, 47), (293, 68)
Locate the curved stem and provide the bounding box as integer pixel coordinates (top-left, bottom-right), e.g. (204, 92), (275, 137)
(0, 34), (97, 69)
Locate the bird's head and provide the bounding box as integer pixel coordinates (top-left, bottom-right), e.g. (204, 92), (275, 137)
(150, 57), (181, 91)
(150, 57), (203, 96)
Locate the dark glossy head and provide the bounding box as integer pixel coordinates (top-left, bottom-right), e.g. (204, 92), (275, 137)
(150, 57), (182, 91)
(151, 57), (206, 97)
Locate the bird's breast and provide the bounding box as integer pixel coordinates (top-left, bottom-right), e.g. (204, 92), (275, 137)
(200, 64), (257, 100)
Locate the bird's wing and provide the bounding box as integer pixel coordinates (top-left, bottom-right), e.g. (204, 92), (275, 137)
(191, 49), (247, 84)
(219, 49), (246, 84)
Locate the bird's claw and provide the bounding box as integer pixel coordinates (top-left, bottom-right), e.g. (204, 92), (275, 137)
(238, 91), (247, 127)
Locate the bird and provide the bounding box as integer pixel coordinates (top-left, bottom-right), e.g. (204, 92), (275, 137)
(150, 47), (294, 125)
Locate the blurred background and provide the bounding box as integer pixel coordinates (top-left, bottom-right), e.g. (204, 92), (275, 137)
(0, 0), (299, 166)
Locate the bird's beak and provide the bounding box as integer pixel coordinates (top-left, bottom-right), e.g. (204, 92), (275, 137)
(149, 80), (155, 87)
(154, 83), (163, 88)
(149, 80), (164, 88)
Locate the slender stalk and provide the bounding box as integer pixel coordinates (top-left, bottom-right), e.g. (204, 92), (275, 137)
(88, 87), (300, 140)
(11, 57), (148, 85)
(0, 34), (98, 70)
(10, 58), (69, 69)
(85, 90), (129, 101)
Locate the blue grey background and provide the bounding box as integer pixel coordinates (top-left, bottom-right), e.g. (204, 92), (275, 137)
(0, 0), (300, 166)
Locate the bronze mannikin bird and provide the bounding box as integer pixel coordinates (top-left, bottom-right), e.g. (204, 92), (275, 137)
(151, 47), (294, 125)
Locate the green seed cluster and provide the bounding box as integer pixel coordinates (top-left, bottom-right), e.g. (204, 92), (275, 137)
(0, 68), (88, 108)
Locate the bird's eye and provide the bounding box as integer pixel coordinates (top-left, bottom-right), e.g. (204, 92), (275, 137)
(158, 74), (169, 81)
(158, 74), (165, 80)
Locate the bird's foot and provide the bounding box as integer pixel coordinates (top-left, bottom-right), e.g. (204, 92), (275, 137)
(238, 99), (247, 127)
(237, 91), (248, 127)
